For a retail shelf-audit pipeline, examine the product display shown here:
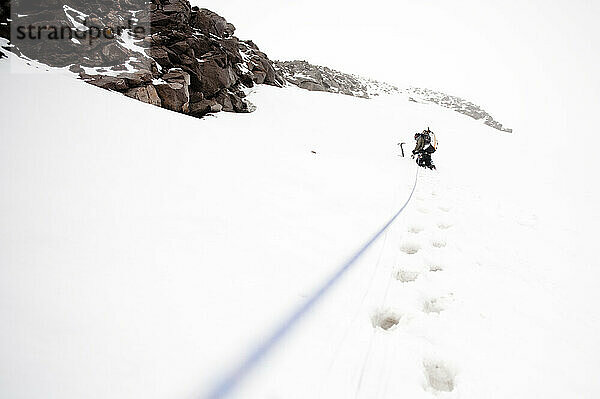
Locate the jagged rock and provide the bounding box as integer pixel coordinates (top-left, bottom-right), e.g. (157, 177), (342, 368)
(298, 80), (325, 92)
(150, 11), (172, 28)
(145, 46), (173, 69)
(256, 54), (282, 86)
(215, 89), (245, 112)
(192, 8), (235, 38)
(232, 98), (249, 113)
(197, 58), (237, 96)
(162, 68), (190, 85)
(189, 91), (204, 102)
(154, 69), (190, 113)
(215, 91), (233, 112)
(252, 69), (266, 85)
(125, 85), (161, 106)
(189, 99), (222, 116)
(274, 60), (389, 99)
(155, 82), (189, 112)
(81, 74), (129, 91)
(110, 64), (128, 72)
(120, 70), (153, 86)
(69, 65), (84, 73)
(162, 0), (191, 15)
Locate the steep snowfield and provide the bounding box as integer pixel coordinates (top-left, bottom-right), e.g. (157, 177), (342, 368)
(1, 53), (598, 399)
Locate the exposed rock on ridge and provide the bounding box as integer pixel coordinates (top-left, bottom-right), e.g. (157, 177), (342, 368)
(274, 60), (399, 99)
(404, 87), (512, 133)
(276, 60), (512, 133)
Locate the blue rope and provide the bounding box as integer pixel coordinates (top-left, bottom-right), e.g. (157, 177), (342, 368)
(204, 168), (420, 399)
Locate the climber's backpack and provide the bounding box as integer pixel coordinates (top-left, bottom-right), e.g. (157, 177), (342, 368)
(423, 131), (438, 153)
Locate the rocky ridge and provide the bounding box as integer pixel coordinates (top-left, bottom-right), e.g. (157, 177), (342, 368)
(274, 60), (399, 99)
(403, 87), (512, 133)
(276, 60), (512, 133)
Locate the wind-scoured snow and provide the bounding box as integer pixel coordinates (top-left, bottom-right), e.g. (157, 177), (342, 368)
(1, 53), (598, 399)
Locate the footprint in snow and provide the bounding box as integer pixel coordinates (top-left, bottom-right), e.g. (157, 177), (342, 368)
(371, 309), (402, 331)
(428, 263), (444, 272)
(423, 359), (457, 392)
(408, 224), (425, 234)
(431, 239), (447, 248)
(422, 295), (454, 314)
(438, 206), (451, 213)
(395, 269), (420, 283)
(423, 298), (446, 314)
(400, 241), (421, 255)
(437, 222), (453, 230)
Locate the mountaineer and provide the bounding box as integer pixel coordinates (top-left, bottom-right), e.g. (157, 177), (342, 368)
(412, 128), (438, 170)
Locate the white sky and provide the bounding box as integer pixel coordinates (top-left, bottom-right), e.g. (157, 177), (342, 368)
(196, 0), (599, 204)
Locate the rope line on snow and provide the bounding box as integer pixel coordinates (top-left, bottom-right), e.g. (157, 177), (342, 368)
(204, 168), (420, 399)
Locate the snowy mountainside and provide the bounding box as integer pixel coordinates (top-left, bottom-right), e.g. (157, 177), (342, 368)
(275, 60), (512, 133)
(1, 0), (511, 132)
(1, 50), (598, 399)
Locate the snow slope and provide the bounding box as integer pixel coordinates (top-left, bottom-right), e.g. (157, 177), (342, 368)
(1, 52), (599, 399)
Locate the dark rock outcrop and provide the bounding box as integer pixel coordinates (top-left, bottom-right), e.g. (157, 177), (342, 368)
(154, 68), (190, 113)
(1, 0), (284, 117)
(192, 8), (235, 38)
(125, 85), (161, 106)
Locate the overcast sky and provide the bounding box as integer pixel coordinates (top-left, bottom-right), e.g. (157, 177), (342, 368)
(196, 0), (599, 200)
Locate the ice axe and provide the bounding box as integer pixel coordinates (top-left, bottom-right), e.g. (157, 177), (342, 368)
(397, 142), (406, 157)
